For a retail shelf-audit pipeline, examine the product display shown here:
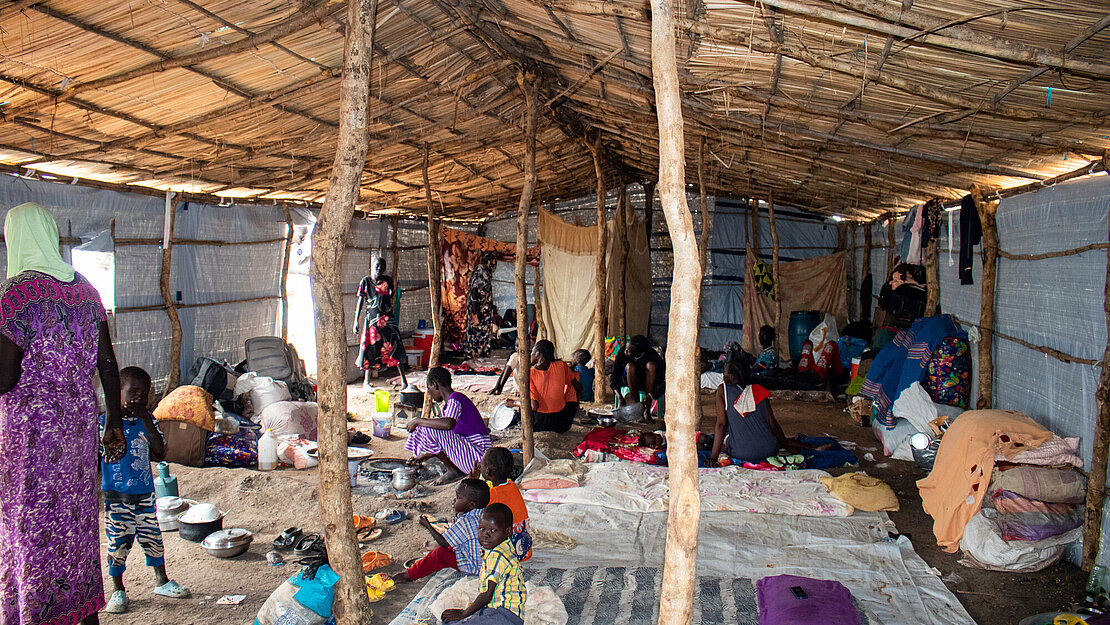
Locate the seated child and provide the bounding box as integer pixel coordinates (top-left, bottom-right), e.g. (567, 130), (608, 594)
(441, 503), (526, 625)
(752, 325), (779, 374)
(403, 479), (490, 582)
(476, 447), (531, 561)
(101, 367), (190, 614)
(637, 431), (713, 451)
(570, 349), (594, 402)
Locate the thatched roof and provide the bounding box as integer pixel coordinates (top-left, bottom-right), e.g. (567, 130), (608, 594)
(2, 0), (1108, 220)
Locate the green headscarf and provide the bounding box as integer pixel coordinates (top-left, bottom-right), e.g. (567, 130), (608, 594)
(4, 202), (75, 282)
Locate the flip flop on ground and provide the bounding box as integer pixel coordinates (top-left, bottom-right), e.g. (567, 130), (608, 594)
(153, 580), (190, 599)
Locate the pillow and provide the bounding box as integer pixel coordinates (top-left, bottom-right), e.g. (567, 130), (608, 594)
(989, 466), (1086, 503)
(153, 385), (215, 432)
(993, 489), (1083, 542)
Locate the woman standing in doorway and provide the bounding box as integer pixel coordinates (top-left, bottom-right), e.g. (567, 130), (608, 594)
(354, 256), (404, 386)
(0, 202), (126, 625)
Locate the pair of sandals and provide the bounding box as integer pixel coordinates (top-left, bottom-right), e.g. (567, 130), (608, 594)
(273, 527), (324, 556)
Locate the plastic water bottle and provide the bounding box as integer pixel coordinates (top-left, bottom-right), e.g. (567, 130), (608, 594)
(154, 462), (179, 498)
(258, 429), (279, 471)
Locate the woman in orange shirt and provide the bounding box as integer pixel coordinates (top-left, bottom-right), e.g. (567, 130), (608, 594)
(528, 340), (582, 434)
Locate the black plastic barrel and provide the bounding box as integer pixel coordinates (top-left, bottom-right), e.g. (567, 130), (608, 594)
(788, 310), (822, 363)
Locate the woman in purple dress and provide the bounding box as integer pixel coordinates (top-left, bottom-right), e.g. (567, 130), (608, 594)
(405, 367), (491, 484)
(0, 203), (126, 625)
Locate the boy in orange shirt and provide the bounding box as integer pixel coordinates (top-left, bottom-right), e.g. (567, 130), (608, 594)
(474, 447), (532, 561)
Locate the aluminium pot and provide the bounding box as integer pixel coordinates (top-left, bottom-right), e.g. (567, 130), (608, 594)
(177, 512), (224, 543)
(399, 384), (424, 408)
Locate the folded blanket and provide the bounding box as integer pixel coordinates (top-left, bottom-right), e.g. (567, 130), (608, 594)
(993, 489), (1083, 542)
(519, 459), (587, 490)
(996, 435), (1082, 468)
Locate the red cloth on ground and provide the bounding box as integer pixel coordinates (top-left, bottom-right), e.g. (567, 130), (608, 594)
(407, 545), (458, 581)
(573, 427), (661, 464)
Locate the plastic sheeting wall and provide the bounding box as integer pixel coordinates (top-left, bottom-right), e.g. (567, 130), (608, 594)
(849, 174), (1110, 567)
(701, 198), (838, 349)
(0, 174), (285, 393)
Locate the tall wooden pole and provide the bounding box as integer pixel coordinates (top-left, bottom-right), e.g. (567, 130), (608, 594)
(390, 216), (400, 310)
(422, 144), (444, 419)
(697, 136), (711, 272)
(651, 0), (703, 623)
(751, 197), (761, 257)
(589, 133), (609, 404)
(308, 0), (376, 622)
(1084, 197), (1110, 570)
(615, 180), (629, 339)
(514, 72), (537, 465)
(974, 186), (998, 409)
(925, 236), (940, 315)
(643, 180), (656, 242)
(769, 191), (781, 338)
(159, 195), (182, 391)
(861, 220), (872, 321)
(280, 203), (294, 341)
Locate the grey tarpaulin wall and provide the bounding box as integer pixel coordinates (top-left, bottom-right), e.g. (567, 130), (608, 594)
(701, 198), (838, 350)
(850, 174), (1110, 568)
(0, 173), (286, 393)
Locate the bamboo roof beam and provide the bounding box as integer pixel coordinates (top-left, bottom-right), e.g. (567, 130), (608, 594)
(172, 0), (331, 71)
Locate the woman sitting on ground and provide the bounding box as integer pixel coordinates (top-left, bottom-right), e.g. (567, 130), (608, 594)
(709, 358), (828, 466)
(405, 367), (491, 484)
(526, 339), (582, 434)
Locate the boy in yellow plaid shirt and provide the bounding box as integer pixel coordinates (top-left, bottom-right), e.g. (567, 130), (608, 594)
(441, 503), (526, 625)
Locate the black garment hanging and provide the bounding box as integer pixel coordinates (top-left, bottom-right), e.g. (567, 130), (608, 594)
(958, 194), (982, 285)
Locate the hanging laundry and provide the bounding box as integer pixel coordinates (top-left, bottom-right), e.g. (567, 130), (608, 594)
(920, 198), (944, 248)
(900, 203), (921, 263)
(958, 194), (982, 285)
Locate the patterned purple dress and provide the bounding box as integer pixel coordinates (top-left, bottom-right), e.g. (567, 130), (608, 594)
(0, 271), (108, 625)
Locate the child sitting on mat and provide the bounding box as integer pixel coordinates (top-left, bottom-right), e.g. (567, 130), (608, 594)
(402, 479), (490, 582)
(101, 366), (190, 614)
(441, 503), (527, 625)
(475, 447), (532, 561)
(570, 348), (594, 403)
(752, 325), (779, 374)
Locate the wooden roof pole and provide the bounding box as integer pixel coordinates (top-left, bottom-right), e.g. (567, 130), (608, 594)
(422, 144), (444, 420)
(280, 204), (294, 341)
(1083, 192), (1110, 570)
(861, 220), (872, 322)
(886, 215), (896, 277)
(308, 0), (376, 622)
(651, 0), (703, 623)
(847, 222), (857, 321)
(158, 194), (182, 393)
(589, 133), (610, 404)
(973, 185), (997, 410)
(515, 71), (538, 465)
(615, 179), (629, 339)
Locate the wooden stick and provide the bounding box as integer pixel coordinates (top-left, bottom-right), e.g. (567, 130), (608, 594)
(159, 195), (182, 393)
(999, 242), (1110, 261)
(391, 217), (401, 303)
(307, 1), (376, 622)
(847, 223), (857, 321)
(589, 133), (610, 404)
(769, 190), (781, 339)
(1083, 198), (1110, 570)
(651, 0), (702, 623)
(975, 187), (998, 409)
(533, 257), (546, 340)
(515, 72), (538, 465)
(280, 204), (294, 341)
(925, 234), (940, 315)
(697, 136), (711, 273)
(422, 143), (445, 419)
(643, 180), (656, 242)
(751, 198), (761, 258)
(615, 180), (629, 339)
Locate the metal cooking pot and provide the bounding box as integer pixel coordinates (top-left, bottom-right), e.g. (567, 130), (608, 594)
(399, 384), (424, 408)
(392, 466), (417, 491)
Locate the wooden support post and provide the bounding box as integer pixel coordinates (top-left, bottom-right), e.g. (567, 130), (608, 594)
(847, 222), (857, 321)
(836, 222), (847, 251)
(861, 220), (872, 321)
(1083, 198), (1110, 570)
(307, 0), (376, 622)
(887, 214), (896, 276)
(280, 203), (293, 341)
(615, 180), (629, 340)
(697, 136), (712, 272)
(925, 237), (940, 315)
(422, 143), (444, 419)
(751, 198), (761, 257)
(159, 194), (182, 392)
(769, 191), (781, 338)
(974, 186), (998, 410)
(589, 133), (610, 404)
(515, 72), (538, 465)
(651, 0), (703, 622)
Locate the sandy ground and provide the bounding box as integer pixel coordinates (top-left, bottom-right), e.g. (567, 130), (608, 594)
(96, 381), (1084, 625)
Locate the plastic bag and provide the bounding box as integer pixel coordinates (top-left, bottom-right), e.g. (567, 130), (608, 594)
(234, 373), (292, 421)
(808, 314), (839, 355)
(958, 509), (1080, 572)
(254, 565), (339, 625)
(277, 438), (319, 470)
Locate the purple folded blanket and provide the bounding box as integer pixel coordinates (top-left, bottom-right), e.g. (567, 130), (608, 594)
(757, 574), (861, 625)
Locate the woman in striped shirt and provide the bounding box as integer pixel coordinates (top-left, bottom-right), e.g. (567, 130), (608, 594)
(405, 367), (492, 484)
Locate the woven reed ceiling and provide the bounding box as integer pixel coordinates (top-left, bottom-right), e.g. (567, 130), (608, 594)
(1, 0), (1108, 220)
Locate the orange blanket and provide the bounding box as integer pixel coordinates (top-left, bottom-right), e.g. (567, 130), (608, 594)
(917, 410), (1052, 552)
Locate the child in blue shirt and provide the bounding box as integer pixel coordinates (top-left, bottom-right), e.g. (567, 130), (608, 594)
(101, 367), (190, 614)
(571, 349), (594, 403)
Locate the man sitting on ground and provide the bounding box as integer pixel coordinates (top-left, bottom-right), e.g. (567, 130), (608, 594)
(610, 335), (666, 420)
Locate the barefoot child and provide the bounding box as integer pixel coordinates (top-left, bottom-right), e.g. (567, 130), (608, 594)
(476, 447), (531, 561)
(441, 503), (526, 625)
(402, 479), (490, 582)
(101, 366), (189, 613)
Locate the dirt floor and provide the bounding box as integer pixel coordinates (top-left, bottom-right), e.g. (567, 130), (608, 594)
(97, 381), (1086, 625)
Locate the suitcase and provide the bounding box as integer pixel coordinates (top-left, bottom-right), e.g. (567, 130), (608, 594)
(185, 357), (237, 403)
(243, 336), (315, 402)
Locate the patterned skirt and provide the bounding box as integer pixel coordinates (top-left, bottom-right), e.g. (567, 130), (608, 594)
(404, 426), (491, 475)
